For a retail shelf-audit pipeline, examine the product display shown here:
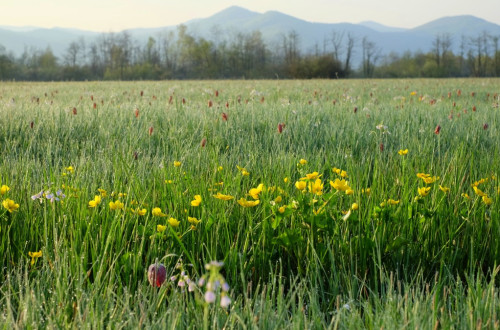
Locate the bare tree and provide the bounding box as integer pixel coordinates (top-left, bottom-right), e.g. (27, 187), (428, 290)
(344, 33), (355, 75)
(330, 30), (344, 62)
(362, 36), (379, 77)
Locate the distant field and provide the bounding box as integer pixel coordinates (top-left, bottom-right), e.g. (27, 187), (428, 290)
(1, 79), (499, 328)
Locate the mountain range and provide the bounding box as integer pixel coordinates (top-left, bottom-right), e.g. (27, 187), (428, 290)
(2, 6), (500, 62)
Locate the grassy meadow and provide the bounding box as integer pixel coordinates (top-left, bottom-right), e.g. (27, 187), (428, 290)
(0, 79), (499, 328)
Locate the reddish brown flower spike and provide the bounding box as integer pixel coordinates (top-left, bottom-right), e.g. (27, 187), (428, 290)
(457, 89), (461, 96)
(208, 100), (213, 108)
(260, 96), (265, 103)
(91, 95), (94, 101)
(93, 103), (97, 109)
(483, 123), (489, 130)
(215, 90), (219, 97)
(222, 112), (228, 121)
(353, 107), (358, 113)
(30, 121), (34, 129)
(169, 95), (173, 104)
(134, 151), (138, 160)
(472, 105), (476, 112)
(278, 123), (284, 133)
(453, 102), (456, 107)
(225, 101), (229, 108)
(148, 126), (153, 136)
(434, 125), (441, 135)
(134, 108), (139, 118)
(182, 98), (186, 104)
(379, 143), (384, 152)
(72, 107), (77, 115)
(201, 138), (207, 147)
(140, 91), (144, 97)
(471, 92), (475, 97)
(448, 92), (451, 98)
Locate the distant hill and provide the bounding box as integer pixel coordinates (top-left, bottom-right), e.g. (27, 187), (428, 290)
(1, 6), (500, 66)
(411, 15), (500, 36)
(359, 21), (407, 33)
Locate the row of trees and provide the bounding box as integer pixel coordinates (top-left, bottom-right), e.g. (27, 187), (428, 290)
(377, 32), (500, 78)
(1, 26), (500, 80)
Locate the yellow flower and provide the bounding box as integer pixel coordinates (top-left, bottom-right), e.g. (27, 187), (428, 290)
(472, 178), (488, 187)
(423, 176), (439, 184)
(380, 199), (400, 207)
(278, 206), (286, 213)
(332, 167), (341, 175)
(237, 165), (250, 176)
(249, 184), (264, 200)
(174, 161), (182, 167)
(398, 149), (409, 156)
(237, 198), (260, 207)
(217, 166), (223, 172)
(188, 216), (201, 225)
(191, 195), (202, 207)
(152, 207), (167, 217)
(461, 193), (470, 200)
(284, 177), (289, 183)
(362, 188), (371, 195)
(97, 188), (107, 197)
(274, 196), (282, 203)
(130, 207), (147, 216)
(330, 179), (351, 192)
(2, 198), (20, 213)
(439, 185), (450, 193)
(213, 192), (234, 201)
(300, 172), (321, 181)
(157, 224), (167, 232)
(165, 179), (173, 184)
(417, 173), (439, 184)
(88, 195), (101, 208)
(418, 186), (431, 197)
(109, 200), (124, 210)
(340, 170), (348, 178)
(295, 181), (307, 191)
(410, 91), (417, 96)
(351, 203), (359, 210)
(28, 250), (42, 266)
(473, 186), (487, 197)
(345, 188), (354, 195)
(168, 217), (180, 227)
(482, 195), (493, 206)
(299, 159), (307, 165)
(308, 179), (324, 195)
(65, 166), (74, 174)
(0, 185), (10, 195)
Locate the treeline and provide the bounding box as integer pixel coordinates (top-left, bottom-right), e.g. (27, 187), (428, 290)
(1, 25), (500, 80)
(376, 33), (500, 78)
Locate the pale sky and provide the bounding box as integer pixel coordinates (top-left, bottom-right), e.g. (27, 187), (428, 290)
(1, 0), (499, 32)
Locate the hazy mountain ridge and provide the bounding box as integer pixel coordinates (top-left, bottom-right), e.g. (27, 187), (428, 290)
(1, 6), (500, 61)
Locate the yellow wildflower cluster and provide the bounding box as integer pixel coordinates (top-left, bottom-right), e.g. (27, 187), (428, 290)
(417, 173), (440, 184)
(471, 178), (493, 205)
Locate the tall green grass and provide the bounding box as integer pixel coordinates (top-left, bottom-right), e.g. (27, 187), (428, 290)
(0, 79), (499, 328)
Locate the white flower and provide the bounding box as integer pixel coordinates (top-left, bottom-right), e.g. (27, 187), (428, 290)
(204, 291), (216, 304)
(220, 295), (231, 308)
